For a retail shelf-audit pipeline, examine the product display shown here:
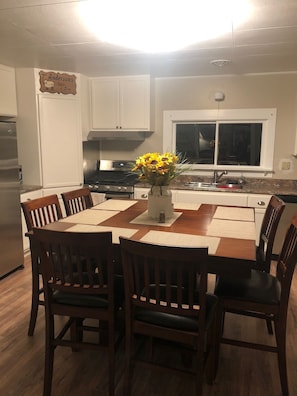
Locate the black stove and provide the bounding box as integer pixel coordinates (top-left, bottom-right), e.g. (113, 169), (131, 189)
(84, 160), (138, 197)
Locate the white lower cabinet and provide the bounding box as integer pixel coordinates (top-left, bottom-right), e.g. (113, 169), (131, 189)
(134, 187), (178, 202)
(91, 193), (106, 206)
(174, 190), (248, 206)
(247, 194), (271, 245)
(134, 187), (248, 206)
(20, 189), (43, 252)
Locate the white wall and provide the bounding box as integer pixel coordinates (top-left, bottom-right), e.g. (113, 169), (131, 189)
(101, 72), (297, 180)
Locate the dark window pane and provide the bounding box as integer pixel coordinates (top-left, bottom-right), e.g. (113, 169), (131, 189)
(176, 124), (216, 164)
(218, 123), (262, 165)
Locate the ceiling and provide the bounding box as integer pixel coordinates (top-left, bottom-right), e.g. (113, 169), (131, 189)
(1, 0), (297, 78)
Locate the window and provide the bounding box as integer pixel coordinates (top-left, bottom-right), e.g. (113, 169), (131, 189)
(163, 109), (276, 175)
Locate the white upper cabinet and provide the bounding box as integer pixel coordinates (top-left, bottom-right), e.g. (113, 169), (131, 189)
(0, 64), (17, 116)
(90, 75), (151, 131)
(16, 68), (83, 188)
(38, 95), (83, 188)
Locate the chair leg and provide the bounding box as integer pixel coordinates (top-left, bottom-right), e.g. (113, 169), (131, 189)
(43, 314), (55, 396)
(205, 317), (218, 384)
(275, 323), (289, 396)
(195, 346), (204, 396)
(70, 318), (84, 352)
(123, 318), (133, 396)
(28, 260), (41, 336)
(213, 304), (225, 377)
(108, 319), (115, 396)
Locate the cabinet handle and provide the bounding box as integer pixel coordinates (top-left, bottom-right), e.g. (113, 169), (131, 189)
(257, 200), (266, 206)
(141, 194), (148, 198)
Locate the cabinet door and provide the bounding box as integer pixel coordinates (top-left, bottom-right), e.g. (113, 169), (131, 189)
(120, 76), (150, 130)
(175, 190), (248, 206)
(134, 187), (150, 199)
(38, 95), (83, 188)
(90, 76), (150, 130)
(91, 78), (119, 129)
(247, 194), (271, 245)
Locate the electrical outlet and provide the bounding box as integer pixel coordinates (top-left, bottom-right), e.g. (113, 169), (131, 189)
(281, 161), (291, 171)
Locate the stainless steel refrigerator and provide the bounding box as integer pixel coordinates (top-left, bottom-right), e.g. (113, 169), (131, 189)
(0, 116), (24, 278)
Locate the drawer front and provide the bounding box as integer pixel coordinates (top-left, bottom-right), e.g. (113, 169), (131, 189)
(247, 194), (271, 208)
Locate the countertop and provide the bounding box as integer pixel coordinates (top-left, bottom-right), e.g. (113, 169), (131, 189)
(136, 177), (297, 197)
(20, 177), (297, 197)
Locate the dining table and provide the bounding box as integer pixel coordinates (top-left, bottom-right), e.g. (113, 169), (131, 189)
(42, 199), (257, 278)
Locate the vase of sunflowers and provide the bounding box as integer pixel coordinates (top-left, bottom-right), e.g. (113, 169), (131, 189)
(147, 185), (173, 220)
(132, 152), (187, 221)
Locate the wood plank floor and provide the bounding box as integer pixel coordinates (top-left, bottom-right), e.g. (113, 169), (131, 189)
(1, 254), (297, 396)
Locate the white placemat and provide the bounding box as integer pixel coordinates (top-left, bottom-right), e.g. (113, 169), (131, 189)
(130, 210), (182, 227)
(66, 224), (138, 244)
(140, 230), (220, 254)
(213, 206), (254, 221)
(59, 209), (120, 225)
(173, 202), (201, 210)
(92, 199), (138, 211)
(207, 219), (256, 240)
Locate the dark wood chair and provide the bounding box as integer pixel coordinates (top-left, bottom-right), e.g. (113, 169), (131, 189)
(61, 187), (94, 216)
(33, 228), (124, 396)
(256, 195), (285, 273)
(21, 194), (63, 336)
(214, 214), (297, 396)
(217, 195), (285, 335)
(119, 237), (218, 396)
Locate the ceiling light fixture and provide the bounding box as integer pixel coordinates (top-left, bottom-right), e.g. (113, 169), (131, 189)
(77, 0), (251, 53)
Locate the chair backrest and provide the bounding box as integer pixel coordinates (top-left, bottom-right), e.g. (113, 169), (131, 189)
(61, 187), (94, 216)
(32, 228), (114, 301)
(119, 237), (209, 326)
(21, 194), (63, 232)
(276, 214), (297, 317)
(257, 195), (285, 272)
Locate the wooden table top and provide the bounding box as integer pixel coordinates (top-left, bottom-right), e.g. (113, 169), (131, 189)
(42, 200), (256, 277)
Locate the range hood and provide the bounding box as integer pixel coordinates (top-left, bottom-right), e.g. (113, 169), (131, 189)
(87, 130), (147, 141)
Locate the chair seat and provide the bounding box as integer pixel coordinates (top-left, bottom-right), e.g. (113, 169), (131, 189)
(135, 293), (218, 331)
(214, 269), (281, 304)
(53, 274), (125, 308)
(53, 290), (109, 307)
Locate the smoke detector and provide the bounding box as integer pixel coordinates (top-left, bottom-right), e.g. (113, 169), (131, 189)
(210, 59), (231, 67)
(214, 91), (225, 101)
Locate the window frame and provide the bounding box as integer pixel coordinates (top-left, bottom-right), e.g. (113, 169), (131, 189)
(163, 108), (277, 176)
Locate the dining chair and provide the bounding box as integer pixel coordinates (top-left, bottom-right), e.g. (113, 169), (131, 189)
(61, 187), (94, 216)
(119, 237), (218, 396)
(33, 228), (125, 396)
(247, 195), (285, 334)
(214, 214), (297, 396)
(21, 194), (63, 336)
(255, 195), (285, 273)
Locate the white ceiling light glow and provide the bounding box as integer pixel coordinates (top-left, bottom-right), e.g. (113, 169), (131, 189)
(78, 0), (251, 53)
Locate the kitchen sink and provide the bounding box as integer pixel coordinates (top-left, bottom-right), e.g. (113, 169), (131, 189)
(184, 181), (243, 190)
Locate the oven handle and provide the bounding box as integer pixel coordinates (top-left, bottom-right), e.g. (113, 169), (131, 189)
(105, 192), (133, 199)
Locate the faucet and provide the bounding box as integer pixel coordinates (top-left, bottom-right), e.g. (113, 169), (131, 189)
(213, 170), (228, 183)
